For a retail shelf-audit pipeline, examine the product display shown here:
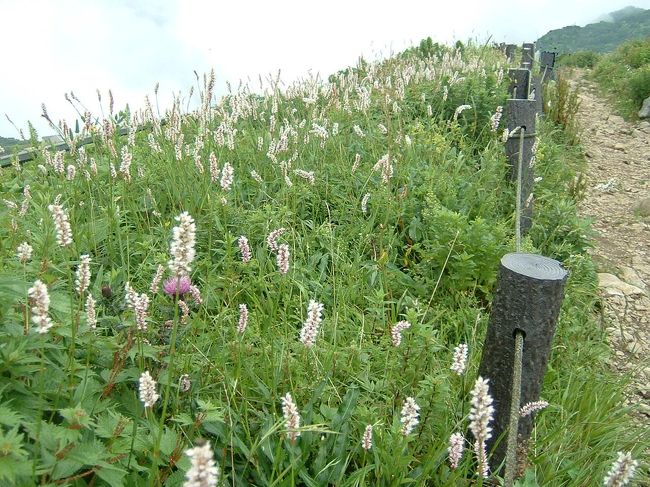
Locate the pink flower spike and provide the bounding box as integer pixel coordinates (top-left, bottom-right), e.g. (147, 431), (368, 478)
(277, 244), (290, 275)
(238, 235), (252, 263)
(391, 320), (411, 346)
(237, 304), (249, 334)
(361, 424), (373, 451)
(448, 432), (465, 469)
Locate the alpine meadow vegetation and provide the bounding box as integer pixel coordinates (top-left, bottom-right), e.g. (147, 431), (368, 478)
(0, 40), (646, 485)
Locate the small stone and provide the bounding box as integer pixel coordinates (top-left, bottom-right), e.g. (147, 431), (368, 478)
(633, 197), (650, 217)
(639, 96), (650, 119)
(622, 331), (634, 342)
(614, 143), (625, 151)
(626, 340), (640, 354)
(598, 273), (646, 296)
(634, 297), (650, 311)
(603, 286), (625, 297)
(610, 115), (625, 125)
(639, 403), (650, 416)
(631, 256), (645, 266)
(619, 267), (646, 288)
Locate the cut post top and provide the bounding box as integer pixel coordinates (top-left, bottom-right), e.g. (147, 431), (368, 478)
(501, 252), (567, 281)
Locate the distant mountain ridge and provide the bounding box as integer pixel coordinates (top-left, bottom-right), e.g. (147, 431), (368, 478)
(594, 6), (645, 23)
(537, 6), (650, 54)
(0, 135), (27, 150)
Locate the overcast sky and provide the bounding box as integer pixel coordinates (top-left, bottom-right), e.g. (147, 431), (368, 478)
(1, 0), (648, 138)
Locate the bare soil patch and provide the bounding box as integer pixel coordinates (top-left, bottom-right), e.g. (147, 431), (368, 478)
(571, 71), (650, 422)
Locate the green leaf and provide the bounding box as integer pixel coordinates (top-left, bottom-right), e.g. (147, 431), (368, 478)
(0, 405), (23, 427)
(171, 412), (194, 427)
(95, 462), (127, 487)
(95, 410), (131, 439)
(196, 399), (224, 423)
(25, 421), (81, 451)
(160, 427), (178, 457)
(514, 468), (540, 486)
(0, 455), (32, 483)
(0, 426), (28, 459)
(59, 404), (93, 429)
(331, 387), (359, 429)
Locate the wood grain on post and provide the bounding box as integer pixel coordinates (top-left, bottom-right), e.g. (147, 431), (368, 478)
(521, 43), (535, 70)
(540, 51), (556, 83)
(478, 253), (568, 473)
(505, 99), (536, 234)
(508, 69), (530, 100)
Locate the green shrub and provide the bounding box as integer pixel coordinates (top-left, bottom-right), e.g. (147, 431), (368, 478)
(628, 65), (650, 107)
(592, 37), (650, 118)
(544, 70), (581, 144)
(558, 51), (601, 68)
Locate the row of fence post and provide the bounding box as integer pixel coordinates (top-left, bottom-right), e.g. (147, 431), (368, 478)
(479, 42), (568, 484)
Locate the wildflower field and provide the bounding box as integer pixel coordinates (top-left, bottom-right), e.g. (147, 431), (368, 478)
(0, 41), (646, 485)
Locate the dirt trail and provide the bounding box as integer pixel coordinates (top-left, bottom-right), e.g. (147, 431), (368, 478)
(570, 71), (650, 421)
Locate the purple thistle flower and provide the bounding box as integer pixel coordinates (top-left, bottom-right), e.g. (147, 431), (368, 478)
(163, 275), (192, 298)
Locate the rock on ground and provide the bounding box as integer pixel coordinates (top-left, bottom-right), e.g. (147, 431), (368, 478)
(639, 96), (650, 119)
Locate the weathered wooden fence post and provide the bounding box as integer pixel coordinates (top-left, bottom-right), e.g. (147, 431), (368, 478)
(504, 99), (536, 234)
(505, 44), (517, 63)
(478, 253), (568, 472)
(540, 51), (556, 83)
(508, 69), (530, 100)
(520, 42), (535, 70)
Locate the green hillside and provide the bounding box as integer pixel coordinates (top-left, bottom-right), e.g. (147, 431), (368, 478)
(537, 6), (650, 54)
(0, 39), (646, 485)
(0, 135), (28, 151)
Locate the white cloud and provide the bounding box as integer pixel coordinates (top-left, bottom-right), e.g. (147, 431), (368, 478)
(0, 0), (647, 137)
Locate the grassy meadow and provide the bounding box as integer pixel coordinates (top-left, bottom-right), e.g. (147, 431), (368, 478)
(559, 37), (650, 119)
(0, 41), (646, 485)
